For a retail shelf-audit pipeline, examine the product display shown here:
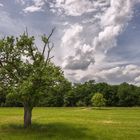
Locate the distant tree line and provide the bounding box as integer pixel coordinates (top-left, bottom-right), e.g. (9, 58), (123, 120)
(1, 80), (140, 107)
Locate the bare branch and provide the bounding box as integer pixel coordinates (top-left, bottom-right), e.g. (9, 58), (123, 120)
(25, 27), (28, 36)
(47, 28), (55, 42)
(47, 56), (54, 62)
(0, 60), (3, 67)
(42, 28), (55, 56)
(45, 43), (54, 64)
(42, 41), (47, 57)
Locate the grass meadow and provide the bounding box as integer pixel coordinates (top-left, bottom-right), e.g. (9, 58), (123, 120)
(0, 107), (140, 140)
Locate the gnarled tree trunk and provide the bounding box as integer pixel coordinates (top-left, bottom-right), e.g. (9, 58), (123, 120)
(24, 105), (32, 128)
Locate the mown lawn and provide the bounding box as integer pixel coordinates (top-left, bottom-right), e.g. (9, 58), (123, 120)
(0, 107), (140, 140)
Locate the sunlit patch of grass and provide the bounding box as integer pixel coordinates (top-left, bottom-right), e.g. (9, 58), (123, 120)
(0, 107), (140, 140)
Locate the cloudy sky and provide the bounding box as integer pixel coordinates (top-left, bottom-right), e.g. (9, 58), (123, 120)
(0, 0), (140, 85)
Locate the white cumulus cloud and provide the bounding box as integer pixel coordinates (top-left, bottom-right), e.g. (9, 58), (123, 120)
(49, 0), (110, 16)
(58, 0), (140, 84)
(93, 0), (133, 62)
(23, 0), (45, 13)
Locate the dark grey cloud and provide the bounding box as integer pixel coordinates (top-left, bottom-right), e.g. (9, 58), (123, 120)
(64, 49), (95, 70)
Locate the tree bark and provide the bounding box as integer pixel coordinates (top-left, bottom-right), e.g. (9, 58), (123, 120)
(24, 105), (32, 128)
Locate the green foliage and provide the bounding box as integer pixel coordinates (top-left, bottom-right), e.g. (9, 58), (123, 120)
(64, 90), (78, 107)
(117, 83), (139, 106)
(0, 32), (67, 109)
(64, 80), (95, 107)
(91, 93), (106, 107)
(38, 79), (71, 107)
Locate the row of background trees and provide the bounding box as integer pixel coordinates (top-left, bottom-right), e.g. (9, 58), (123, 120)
(1, 80), (140, 107)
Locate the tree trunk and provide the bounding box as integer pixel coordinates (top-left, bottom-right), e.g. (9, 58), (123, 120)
(24, 105), (32, 128)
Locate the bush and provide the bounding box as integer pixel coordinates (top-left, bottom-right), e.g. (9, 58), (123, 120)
(91, 93), (106, 107)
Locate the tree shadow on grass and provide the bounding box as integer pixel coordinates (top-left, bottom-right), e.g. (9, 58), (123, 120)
(1, 122), (96, 140)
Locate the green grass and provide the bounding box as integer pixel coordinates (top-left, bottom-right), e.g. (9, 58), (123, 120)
(0, 107), (140, 140)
